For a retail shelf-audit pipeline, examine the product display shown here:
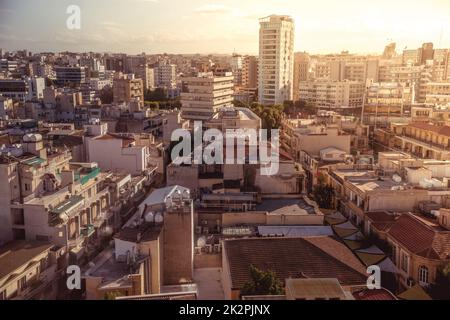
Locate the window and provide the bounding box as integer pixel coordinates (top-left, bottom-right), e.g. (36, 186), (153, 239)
(401, 252), (409, 273)
(18, 276), (27, 291)
(419, 266), (429, 285)
(24, 183), (30, 191)
(391, 245), (397, 264)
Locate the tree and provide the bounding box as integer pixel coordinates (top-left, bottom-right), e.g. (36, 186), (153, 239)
(146, 101), (159, 110)
(430, 262), (450, 300)
(312, 173), (334, 209)
(240, 265), (284, 297)
(104, 291), (123, 300)
(247, 103), (284, 138)
(100, 86), (113, 104)
(145, 88), (167, 101)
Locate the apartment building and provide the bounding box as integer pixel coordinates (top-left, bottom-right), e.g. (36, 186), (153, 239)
(181, 72), (234, 121)
(54, 66), (86, 86)
(362, 82), (414, 127)
(85, 185), (194, 299)
(0, 133), (125, 267)
(283, 119), (352, 161)
(293, 52), (310, 101)
(89, 78), (112, 91)
(313, 61), (331, 79)
(425, 82), (450, 105)
(134, 64), (155, 90)
(410, 105), (450, 125)
(329, 60), (379, 83)
(258, 15), (295, 105)
(387, 122), (450, 160)
(298, 80), (365, 111)
(154, 62), (177, 89)
(230, 54), (243, 87)
(242, 56), (258, 89)
(0, 77), (45, 102)
(0, 240), (65, 300)
(0, 59), (18, 73)
(367, 211), (450, 291)
(84, 121), (159, 178)
(113, 75), (144, 107)
(325, 153), (450, 227)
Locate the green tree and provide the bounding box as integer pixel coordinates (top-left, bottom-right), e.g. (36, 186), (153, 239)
(240, 265), (284, 297)
(100, 86), (113, 104)
(145, 88), (167, 101)
(430, 263), (450, 300)
(312, 174), (334, 209)
(104, 291), (123, 300)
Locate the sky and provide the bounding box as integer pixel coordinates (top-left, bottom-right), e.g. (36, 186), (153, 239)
(1, 0), (450, 55)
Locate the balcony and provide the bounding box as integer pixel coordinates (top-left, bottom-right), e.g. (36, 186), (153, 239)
(80, 224), (95, 237)
(13, 264), (58, 300)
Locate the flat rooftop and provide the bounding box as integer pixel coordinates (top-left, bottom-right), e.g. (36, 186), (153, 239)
(256, 198), (318, 215)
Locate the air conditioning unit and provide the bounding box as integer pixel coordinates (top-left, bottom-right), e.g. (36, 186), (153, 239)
(195, 226), (202, 234)
(203, 227), (209, 235)
(205, 244), (213, 254)
(194, 247), (201, 254)
(214, 244), (221, 253)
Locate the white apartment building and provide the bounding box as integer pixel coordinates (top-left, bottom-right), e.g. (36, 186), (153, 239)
(154, 62), (177, 89)
(258, 15), (295, 105)
(89, 78), (112, 91)
(181, 72), (234, 121)
(84, 121), (154, 177)
(298, 80), (365, 109)
(0, 77), (45, 102)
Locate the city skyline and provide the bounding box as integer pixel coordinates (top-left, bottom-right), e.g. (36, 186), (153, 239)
(1, 0), (450, 55)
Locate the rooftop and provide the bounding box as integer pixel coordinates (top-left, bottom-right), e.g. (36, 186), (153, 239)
(352, 288), (397, 300)
(387, 213), (450, 260)
(256, 198), (319, 215)
(115, 223), (163, 243)
(0, 241), (53, 281)
(407, 122), (450, 137)
(286, 278), (347, 300)
(223, 236), (367, 289)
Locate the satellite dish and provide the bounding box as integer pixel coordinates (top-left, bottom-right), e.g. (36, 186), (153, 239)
(197, 236), (206, 248)
(155, 213), (164, 223)
(144, 212), (154, 223)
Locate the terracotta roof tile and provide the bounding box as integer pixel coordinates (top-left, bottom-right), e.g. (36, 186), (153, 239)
(353, 288), (397, 300)
(223, 236), (367, 289)
(387, 214), (450, 260)
(408, 123), (450, 137)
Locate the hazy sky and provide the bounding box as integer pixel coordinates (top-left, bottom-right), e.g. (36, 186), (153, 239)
(1, 0), (450, 55)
